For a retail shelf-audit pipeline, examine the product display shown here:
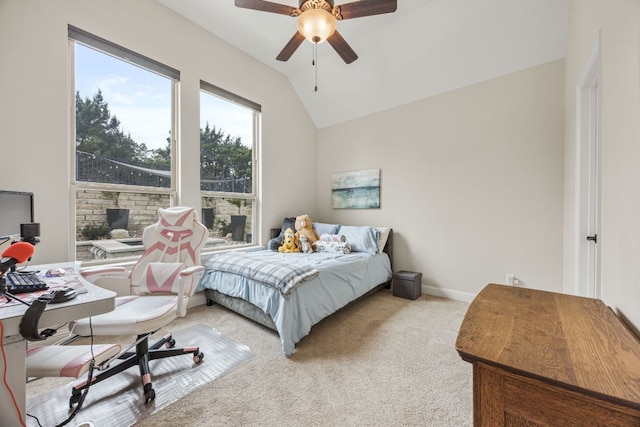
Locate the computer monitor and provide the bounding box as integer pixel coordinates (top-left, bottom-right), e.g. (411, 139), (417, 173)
(0, 191), (34, 238)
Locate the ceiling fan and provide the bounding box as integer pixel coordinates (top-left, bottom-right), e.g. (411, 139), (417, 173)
(234, 0), (398, 64)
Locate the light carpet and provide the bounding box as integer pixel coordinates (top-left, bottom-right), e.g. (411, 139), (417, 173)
(28, 289), (473, 426)
(26, 324), (254, 427)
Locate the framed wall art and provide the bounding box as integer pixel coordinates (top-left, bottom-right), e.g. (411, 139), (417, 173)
(331, 168), (380, 209)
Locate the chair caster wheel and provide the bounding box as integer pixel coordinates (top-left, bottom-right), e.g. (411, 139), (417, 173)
(69, 390), (81, 408)
(165, 338), (176, 348)
(194, 352), (204, 364)
(69, 397), (80, 408)
(144, 387), (156, 404)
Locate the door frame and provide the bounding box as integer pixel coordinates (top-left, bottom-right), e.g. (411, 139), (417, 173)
(574, 34), (601, 298)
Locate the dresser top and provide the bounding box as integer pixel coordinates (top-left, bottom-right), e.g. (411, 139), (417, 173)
(456, 284), (640, 408)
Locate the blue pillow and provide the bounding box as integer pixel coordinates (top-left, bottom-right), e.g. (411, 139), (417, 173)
(338, 225), (379, 255)
(313, 222), (340, 235)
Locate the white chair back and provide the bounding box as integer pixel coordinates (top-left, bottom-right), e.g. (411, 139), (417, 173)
(130, 207), (207, 297)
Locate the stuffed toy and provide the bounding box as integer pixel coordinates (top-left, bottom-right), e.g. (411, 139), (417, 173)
(319, 233), (346, 243)
(278, 227), (299, 253)
(299, 234), (313, 254)
(268, 217), (296, 251)
(316, 240), (352, 254)
(294, 214), (319, 251)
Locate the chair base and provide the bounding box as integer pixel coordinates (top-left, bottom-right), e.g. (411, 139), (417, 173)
(69, 332), (204, 407)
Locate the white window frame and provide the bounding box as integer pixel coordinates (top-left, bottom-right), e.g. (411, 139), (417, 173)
(199, 81), (261, 250)
(69, 26), (180, 264)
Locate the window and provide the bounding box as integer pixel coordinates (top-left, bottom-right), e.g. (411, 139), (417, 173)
(69, 26), (178, 263)
(69, 27), (261, 263)
(200, 81), (260, 248)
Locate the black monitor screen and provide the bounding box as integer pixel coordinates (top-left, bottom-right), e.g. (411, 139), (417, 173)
(0, 191), (34, 238)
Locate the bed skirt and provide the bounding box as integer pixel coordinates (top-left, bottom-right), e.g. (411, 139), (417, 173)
(205, 288), (277, 331)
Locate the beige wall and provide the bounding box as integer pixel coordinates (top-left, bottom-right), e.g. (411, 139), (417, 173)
(563, 0), (640, 332)
(318, 60), (565, 300)
(4, 0), (638, 332)
(0, 0), (318, 263)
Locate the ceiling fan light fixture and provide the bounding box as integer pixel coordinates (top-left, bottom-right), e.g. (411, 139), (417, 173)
(297, 9), (336, 44)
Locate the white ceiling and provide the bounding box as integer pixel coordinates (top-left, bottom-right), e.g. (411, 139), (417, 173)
(157, 0), (569, 128)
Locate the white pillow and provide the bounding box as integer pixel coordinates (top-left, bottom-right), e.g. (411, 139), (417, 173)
(375, 227), (391, 254)
(338, 225), (379, 255)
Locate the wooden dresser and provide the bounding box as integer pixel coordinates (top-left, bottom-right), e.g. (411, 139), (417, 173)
(456, 284), (640, 426)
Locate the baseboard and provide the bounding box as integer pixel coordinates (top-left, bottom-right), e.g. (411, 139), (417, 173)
(190, 286), (475, 309)
(188, 291), (208, 308)
(422, 285), (476, 303)
(191, 286), (475, 308)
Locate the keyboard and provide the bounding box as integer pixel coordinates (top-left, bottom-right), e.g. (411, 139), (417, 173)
(5, 272), (49, 294)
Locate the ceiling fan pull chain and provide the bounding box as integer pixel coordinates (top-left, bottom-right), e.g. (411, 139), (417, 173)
(314, 42), (318, 92)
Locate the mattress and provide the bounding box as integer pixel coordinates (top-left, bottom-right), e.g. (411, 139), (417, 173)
(198, 250), (392, 356)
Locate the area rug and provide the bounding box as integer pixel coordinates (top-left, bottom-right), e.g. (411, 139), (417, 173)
(26, 324), (254, 427)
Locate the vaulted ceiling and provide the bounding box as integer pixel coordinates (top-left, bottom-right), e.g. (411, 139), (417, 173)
(157, 0), (569, 128)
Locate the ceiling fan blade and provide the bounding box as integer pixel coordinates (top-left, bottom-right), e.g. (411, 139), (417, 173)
(235, 0), (299, 16)
(276, 32), (305, 61)
(334, 0), (397, 20)
(327, 30), (358, 64)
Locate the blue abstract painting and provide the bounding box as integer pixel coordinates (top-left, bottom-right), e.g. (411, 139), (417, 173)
(331, 168), (380, 209)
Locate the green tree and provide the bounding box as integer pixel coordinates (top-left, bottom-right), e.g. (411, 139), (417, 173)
(76, 90), (172, 186)
(147, 134), (171, 169)
(75, 90), (139, 162)
(200, 122), (251, 180)
(75, 90), (250, 190)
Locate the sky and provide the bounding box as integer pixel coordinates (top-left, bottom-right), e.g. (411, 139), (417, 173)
(75, 44), (253, 150)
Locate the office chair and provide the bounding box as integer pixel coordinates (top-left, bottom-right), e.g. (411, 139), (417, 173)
(68, 206), (208, 406)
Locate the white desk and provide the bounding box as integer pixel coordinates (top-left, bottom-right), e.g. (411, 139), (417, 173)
(0, 262), (116, 426)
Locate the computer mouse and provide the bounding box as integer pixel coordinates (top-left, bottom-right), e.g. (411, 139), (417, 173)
(48, 287), (77, 304)
(45, 267), (67, 277)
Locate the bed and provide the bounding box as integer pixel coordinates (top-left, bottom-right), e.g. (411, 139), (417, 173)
(198, 223), (393, 357)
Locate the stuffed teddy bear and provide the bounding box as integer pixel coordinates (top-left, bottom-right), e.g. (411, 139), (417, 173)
(294, 214), (319, 251)
(299, 234), (313, 254)
(278, 227), (299, 253)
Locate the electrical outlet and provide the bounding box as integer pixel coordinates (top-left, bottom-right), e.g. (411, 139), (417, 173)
(506, 274), (515, 286)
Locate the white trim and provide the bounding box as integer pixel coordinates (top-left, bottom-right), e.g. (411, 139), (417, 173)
(423, 285), (475, 303)
(574, 31), (601, 297)
(188, 291), (208, 308)
(68, 39), (77, 261)
(190, 284), (476, 308)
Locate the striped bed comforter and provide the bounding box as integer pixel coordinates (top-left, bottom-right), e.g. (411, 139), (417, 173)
(204, 252), (319, 297)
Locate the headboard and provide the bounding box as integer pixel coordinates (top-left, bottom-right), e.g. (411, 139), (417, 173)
(383, 228), (393, 272)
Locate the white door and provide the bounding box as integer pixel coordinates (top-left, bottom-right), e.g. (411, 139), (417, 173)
(576, 38), (601, 298)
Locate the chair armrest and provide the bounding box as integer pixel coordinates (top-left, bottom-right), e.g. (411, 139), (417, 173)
(80, 266), (128, 281)
(179, 265), (205, 278)
(80, 266), (131, 296)
(175, 265), (205, 317)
